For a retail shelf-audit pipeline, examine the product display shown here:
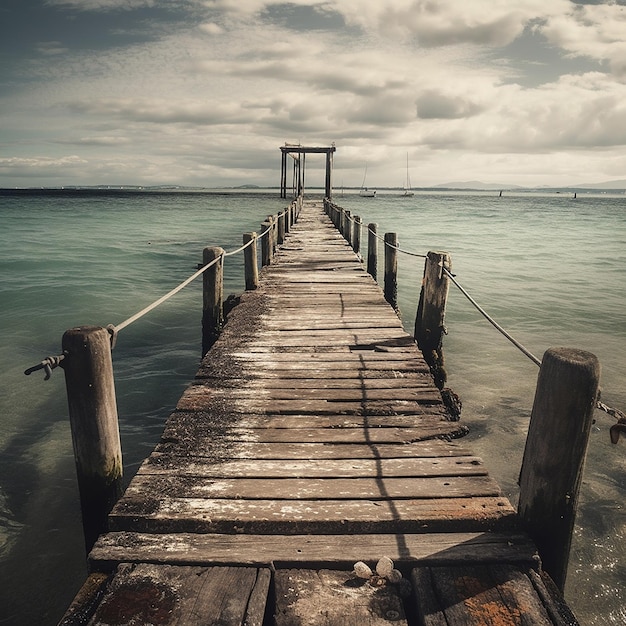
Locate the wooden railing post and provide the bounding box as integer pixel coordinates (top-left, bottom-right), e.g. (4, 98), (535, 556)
(518, 347), (600, 592)
(384, 232), (398, 309)
(353, 215), (362, 255)
(284, 205), (291, 234)
(243, 232), (258, 290)
(345, 210), (352, 247)
(367, 223), (378, 280)
(61, 325), (122, 552)
(277, 211), (286, 245)
(261, 220), (271, 267)
(270, 215), (278, 255)
(414, 251), (451, 389)
(202, 246), (224, 355)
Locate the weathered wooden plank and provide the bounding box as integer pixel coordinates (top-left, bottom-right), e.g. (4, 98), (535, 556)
(226, 351), (428, 362)
(82, 563), (269, 626)
(107, 496), (516, 535)
(195, 375), (435, 389)
(274, 569), (408, 626)
(119, 474), (501, 501)
(160, 424), (468, 445)
(90, 531), (535, 570)
(184, 386), (443, 402)
(154, 441), (474, 460)
(176, 399), (445, 416)
(410, 565), (555, 625)
(137, 456), (488, 479)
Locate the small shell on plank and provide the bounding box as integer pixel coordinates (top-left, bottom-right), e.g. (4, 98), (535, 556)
(387, 569), (403, 584)
(353, 561), (373, 579)
(375, 556), (394, 578)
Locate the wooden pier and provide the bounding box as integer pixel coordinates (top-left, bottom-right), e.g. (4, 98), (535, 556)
(61, 200), (579, 625)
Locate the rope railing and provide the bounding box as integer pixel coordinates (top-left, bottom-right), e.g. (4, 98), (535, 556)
(324, 198), (625, 443)
(113, 213), (286, 335)
(24, 201), (298, 381)
(21, 195), (302, 551)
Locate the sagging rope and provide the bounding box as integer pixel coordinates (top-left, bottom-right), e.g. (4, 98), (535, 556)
(441, 266), (624, 438)
(341, 209), (427, 258)
(24, 209), (284, 378)
(334, 202), (624, 442)
(442, 267), (542, 366)
(112, 211), (279, 333)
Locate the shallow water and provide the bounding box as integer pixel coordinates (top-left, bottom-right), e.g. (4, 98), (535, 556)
(0, 188), (624, 624)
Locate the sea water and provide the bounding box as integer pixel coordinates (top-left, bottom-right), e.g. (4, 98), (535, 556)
(0, 189), (624, 624)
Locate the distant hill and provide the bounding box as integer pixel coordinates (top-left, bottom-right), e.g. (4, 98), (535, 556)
(435, 179), (626, 191)
(572, 179), (626, 190)
(434, 181), (522, 190)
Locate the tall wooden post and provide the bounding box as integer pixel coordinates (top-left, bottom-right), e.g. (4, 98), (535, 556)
(277, 211), (286, 245)
(325, 149), (333, 199)
(384, 233), (398, 309)
(243, 232), (258, 290)
(345, 210), (352, 247)
(280, 150), (287, 199)
(284, 205), (291, 234)
(368, 223), (378, 280)
(414, 251), (451, 389)
(270, 215), (277, 256)
(261, 220), (271, 267)
(202, 246), (224, 355)
(518, 347), (600, 592)
(61, 325), (122, 552)
(353, 216), (362, 255)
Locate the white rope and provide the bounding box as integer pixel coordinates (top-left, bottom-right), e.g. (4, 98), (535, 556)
(443, 267), (542, 366)
(114, 206), (294, 332)
(115, 256), (222, 332)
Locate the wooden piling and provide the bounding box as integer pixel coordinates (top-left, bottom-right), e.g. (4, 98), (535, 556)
(202, 246), (224, 355)
(415, 251), (451, 389)
(270, 215), (277, 255)
(353, 215), (362, 255)
(518, 347), (600, 592)
(278, 211), (286, 245)
(261, 220), (272, 267)
(367, 223), (378, 280)
(243, 232), (258, 291)
(384, 232), (398, 309)
(61, 325), (122, 552)
(345, 210), (352, 247)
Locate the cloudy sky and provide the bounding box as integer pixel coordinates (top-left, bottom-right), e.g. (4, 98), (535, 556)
(1, 0), (626, 188)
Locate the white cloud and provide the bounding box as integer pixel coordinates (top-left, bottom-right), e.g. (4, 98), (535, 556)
(44, 0), (158, 10)
(2, 0), (626, 187)
(541, 2), (626, 77)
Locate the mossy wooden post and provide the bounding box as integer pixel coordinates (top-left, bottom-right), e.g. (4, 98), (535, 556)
(277, 210), (286, 245)
(61, 325), (122, 552)
(368, 223), (378, 280)
(202, 246), (224, 355)
(261, 220), (271, 267)
(415, 251), (451, 389)
(518, 347), (600, 592)
(243, 232), (258, 290)
(353, 215), (362, 255)
(384, 232), (398, 309)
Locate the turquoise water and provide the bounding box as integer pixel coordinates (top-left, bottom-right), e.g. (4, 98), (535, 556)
(0, 189), (624, 624)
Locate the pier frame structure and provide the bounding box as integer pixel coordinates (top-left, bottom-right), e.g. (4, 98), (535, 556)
(280, 143), (336, 199)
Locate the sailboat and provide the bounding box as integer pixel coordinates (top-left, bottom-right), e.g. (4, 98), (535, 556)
(401, 153), (414, 196)
(359, 164), (376, 197)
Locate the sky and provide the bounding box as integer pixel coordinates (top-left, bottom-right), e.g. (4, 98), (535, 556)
(1, 0), (626, 189)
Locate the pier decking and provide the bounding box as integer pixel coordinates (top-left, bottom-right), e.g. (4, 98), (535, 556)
(62, 201), (578, 625)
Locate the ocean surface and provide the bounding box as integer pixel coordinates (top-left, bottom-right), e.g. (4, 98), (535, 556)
(0, 188), (624, 624)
